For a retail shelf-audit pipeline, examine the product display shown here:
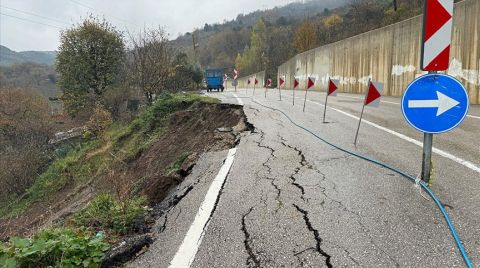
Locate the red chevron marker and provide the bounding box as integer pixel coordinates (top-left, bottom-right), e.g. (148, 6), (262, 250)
(307, 77), (315, 89)
(365, 81), (383, 107)
(247, 79), (251, 85)
(328, 79), (339, 96)
(421, 0), (454, 71)
(293, 78), (299, 89)
(266, 79), (272, 87)
(279, 77), (285, 87)
(255, 78), (258, 85)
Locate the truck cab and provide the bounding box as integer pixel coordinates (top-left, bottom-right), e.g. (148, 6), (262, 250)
(205, 68), (224, 92)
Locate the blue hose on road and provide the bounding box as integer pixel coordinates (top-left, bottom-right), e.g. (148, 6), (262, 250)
(250, 99), (474, 268)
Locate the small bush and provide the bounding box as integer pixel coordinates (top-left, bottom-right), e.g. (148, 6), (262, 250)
(73, 194), (147, 235)
(167, 152), (190, 175)
(0, 228), (109, 268)
(86, 104), (113, 136)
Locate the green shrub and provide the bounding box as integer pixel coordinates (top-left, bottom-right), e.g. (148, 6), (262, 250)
(167, 152), (190, 175)
(0, 228), (109, 268)
(73, 194), (147, 235)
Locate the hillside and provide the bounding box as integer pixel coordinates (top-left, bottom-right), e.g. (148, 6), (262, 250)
(0, 45), (56, 66)
(171, 0), (349, 64)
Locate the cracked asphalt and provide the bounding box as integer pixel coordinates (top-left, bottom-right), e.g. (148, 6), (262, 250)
(129, 88), (479, 267)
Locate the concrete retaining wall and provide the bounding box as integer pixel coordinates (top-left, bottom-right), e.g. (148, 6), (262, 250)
(277, 0), (480, 104)
(237, 70), (266, 89)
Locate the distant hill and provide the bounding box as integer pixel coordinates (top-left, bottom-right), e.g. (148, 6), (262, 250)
(172, 0), (349, 50)
(0, 45), (56, 66)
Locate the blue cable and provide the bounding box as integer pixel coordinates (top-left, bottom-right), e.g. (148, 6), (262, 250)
(250, 98), (474, 268)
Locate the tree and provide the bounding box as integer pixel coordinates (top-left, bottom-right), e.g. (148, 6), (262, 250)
(0, 88), (54, 200)
(126, 27), (173, 104)
(235, 19), (268, 75)
(56, 16), (125, 117)
(265, 26), (294, 87)
(323, 14), (344, 41)
(294, 21), (317, 53)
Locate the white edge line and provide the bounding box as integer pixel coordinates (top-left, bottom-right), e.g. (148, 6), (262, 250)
(233, 93), (243, 105)
(280, 94), (480, 174)
(338, 94), (479, 119)
(169, 148), (237, 268)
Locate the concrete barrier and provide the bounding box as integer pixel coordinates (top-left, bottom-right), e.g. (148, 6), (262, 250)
(237, 70), (266, 89)
(277, 0), (480, 104)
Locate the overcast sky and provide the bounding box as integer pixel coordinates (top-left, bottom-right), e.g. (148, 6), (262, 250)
(0, 0), (299, 51)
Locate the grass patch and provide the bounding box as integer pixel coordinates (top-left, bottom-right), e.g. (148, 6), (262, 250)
(166, 152), (190, 175)
(71, 194), (147, 237)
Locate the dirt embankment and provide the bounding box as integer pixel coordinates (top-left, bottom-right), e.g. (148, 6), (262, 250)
(0, 102), (251, 241)
(105, 102), (250, 204)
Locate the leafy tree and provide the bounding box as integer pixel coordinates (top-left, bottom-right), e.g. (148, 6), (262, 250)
(323, 14), (344, 41)
(56, 16), (125, 117)
(235, 19), (268, 75)
(294, 21), (317, 53)
(265, 26), (294, 87)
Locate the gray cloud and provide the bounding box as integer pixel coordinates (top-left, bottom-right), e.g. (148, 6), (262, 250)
(1, 0), (297, 51)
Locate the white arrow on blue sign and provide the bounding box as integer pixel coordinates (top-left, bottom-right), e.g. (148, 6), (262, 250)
(401, 73), (469, 134)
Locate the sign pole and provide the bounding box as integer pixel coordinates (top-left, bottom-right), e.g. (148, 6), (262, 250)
(323, 77), (330, 123)
(421, 133), (434, 183)
(264, 83), (267, 98)
(354, 103), (365, 146)
(303, 56), (308, 112)
(322, 91), (328, 123)
(302, 86), (308, 112)
(278, 77), (282, 101)
(421, 71), (436, 183)
(354, 80), (369, 145)
(253, 78), (256, 96)
(293, 82), (295, 106)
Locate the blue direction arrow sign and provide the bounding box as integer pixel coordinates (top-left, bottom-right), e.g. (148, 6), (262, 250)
(401, 73), (469, 134)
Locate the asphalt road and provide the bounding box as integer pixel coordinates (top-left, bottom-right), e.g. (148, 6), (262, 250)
(129, 88), (479, 267)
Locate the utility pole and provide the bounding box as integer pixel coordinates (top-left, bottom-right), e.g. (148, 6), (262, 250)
(192, 32), (199, 64)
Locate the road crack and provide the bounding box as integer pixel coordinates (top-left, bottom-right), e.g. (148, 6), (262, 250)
(242, 206), (261, 267)
(293, 204), (333, 268)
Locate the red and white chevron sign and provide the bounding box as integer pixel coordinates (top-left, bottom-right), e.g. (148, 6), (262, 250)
(233, 69), (238, 80)
(421, 0), (454, 71)
(266, 79), (272, 87)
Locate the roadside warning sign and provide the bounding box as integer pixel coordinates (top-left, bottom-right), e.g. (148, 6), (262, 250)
(365, 81), (383, 107)
(421, 0), (454, 71)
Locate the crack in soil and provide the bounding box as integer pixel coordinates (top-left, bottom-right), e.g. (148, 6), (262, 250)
(293, 204), (333, 268)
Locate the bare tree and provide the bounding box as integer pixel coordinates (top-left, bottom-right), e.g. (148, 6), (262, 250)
(126, 27), (174, 104)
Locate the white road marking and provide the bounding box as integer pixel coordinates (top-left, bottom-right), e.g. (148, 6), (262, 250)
(233, 93), (243, 105)
(169, 148), (237, 268)
(280, 94), (480, 174)
(467, 114), (480, 119)
(338, 93), (480, 119)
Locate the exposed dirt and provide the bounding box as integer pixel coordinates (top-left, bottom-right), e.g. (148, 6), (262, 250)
(0, 102), (250, 240)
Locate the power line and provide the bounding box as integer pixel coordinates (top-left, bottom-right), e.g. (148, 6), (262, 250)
(68, 0), (141, 28)
(0, 5), (70, 25)
(0, 12), (64, 30)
